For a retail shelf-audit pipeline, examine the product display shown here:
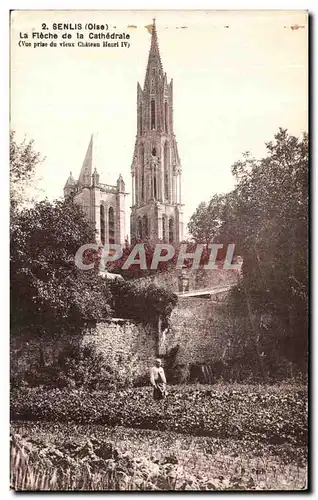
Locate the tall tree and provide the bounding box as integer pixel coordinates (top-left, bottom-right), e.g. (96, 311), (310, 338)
(226, 129), (308, 369)
(11, 198), (111, 334)
(10, 131), (43, 211)
(188, 129), (308, 374)
(188, 195), (227, 244)
(10, 132), (111, 335)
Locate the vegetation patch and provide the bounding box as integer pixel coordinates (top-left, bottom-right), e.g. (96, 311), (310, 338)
(11, 384), (307, 446)
(10, 422), (307, 491)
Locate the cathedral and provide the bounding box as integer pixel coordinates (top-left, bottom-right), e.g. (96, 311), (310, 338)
(64, 19), (184, 245)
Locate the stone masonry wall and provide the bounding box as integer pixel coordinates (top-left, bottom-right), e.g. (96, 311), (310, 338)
(11, 321), (157, 383)
(167, 297), (231, 367)
(82, 321), (157, 379)
(11, 296), (233, 385)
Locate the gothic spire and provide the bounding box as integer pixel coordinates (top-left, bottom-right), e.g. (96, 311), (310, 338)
(78, 134), (93, 186)
(144, 19), (163, 88)
(131, 18), (184, 244)
(149, 19), (161, 62)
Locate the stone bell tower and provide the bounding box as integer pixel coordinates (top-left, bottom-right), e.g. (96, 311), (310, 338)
(63, 134), (127, 246)
(130, 19), (184, 244)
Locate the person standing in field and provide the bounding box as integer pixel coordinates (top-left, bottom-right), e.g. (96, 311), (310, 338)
(150, 358), (167, 400)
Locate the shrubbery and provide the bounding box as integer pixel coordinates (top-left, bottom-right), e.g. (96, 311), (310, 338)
(15, 343), (140, 391)
(11, 197), (111, 335)
(11, 385), (307, 446)
(110, 280), (177, 327)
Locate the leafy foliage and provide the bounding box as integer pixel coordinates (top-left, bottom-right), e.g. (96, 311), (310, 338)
(107, 239), (225, 280)
(10, 197), (111, 334)
(110, 280), (178, 327)
(21, 343), (127, 390)
(11, 384), (307, 446)
(11, 423), (307, 491)
(188, 196), (229, 246)
(10, 133), (111, 334)
(188, 129), (308, 372)
(106, 239), (174, 279)
(10, 130), (44, 210)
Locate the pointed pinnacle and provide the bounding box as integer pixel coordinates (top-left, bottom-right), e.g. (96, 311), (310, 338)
(78, 134), (94, 185)
(150, 18), (160, 57)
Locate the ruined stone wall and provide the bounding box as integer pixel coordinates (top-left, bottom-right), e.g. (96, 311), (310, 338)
(82, 321), (156, 379)
(11, 297), (232, 384)
(10, 321), (156, 382)
(167, 297), (232, 366)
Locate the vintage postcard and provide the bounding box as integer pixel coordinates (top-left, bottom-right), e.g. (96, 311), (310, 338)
(10, 10), (308, 491)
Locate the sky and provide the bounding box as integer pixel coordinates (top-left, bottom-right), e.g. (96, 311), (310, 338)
(10, 10), (308, 238)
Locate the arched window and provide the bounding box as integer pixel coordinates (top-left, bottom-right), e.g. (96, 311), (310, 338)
(151, 99), (156, 129)
(164, 101), (168, 133)
(169, 218), (174, 244)
(164, 142), (169, 200)
(139, 104), (143, 135)
(140, 145), (145, 201)
(142, 215), (148, 239)
(162, 216), (167, 242)
(108, 207), (115, 244)
(100, 205), (105, 245)
(152, 147), (156, 156)
(138, 217), (143, 240)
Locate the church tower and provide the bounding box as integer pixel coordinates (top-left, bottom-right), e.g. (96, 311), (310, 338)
(130, 19), (184, 244)
(64, 134), (127, 246)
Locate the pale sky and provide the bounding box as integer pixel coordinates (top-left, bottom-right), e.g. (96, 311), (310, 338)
(10, 10), (308, 238)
